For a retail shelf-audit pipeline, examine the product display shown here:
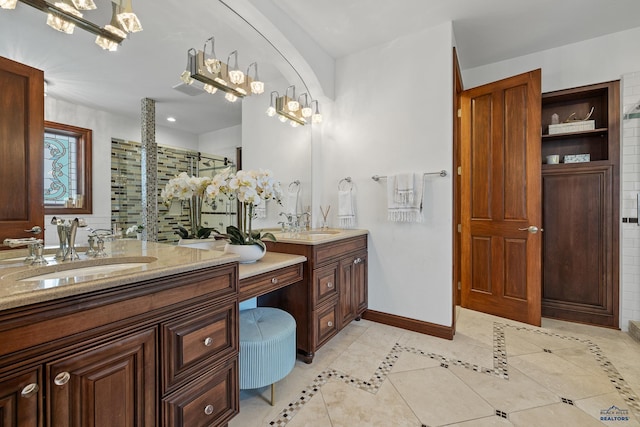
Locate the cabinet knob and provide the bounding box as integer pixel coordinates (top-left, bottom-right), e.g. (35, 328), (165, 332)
(54, 372), (70, 386)
(271, 277), (278, 284)
(204, 337), (213, 347)
(327, 321), (333, 327)
(204, 404), (214, 415)
(327, 282), (333, 289)
(21, 383), (39, 398)
(353, 257), (362, 264)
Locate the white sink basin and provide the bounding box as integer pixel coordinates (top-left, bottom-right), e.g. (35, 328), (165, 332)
(5, 256), (158, 284)
(20, 262), (151, 281)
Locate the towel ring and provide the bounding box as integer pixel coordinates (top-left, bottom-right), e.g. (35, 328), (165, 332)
(338, 177), (352, 191)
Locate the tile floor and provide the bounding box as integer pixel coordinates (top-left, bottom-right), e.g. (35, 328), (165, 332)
(229, 308), (640, 426)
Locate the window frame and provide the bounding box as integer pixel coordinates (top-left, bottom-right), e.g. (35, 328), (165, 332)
(44, 121), (93, 214)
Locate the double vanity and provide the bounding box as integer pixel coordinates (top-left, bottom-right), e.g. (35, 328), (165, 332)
(0, 229), (367, 427)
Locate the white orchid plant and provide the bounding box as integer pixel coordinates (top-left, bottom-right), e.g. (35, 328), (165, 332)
(162, 168), (282, 247)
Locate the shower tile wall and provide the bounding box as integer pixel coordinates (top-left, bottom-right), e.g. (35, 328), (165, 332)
(622, 71), (640, 331)
(111, 139), (194, 243)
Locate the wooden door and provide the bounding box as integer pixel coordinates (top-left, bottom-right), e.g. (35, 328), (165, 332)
(460, 69), (542, 326)
(47, 329), (156, 427)
(0, 57), (44, 244)
(0, 369), (41, 427)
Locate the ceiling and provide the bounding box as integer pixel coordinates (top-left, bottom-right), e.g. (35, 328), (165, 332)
(1, 0), (639, 135)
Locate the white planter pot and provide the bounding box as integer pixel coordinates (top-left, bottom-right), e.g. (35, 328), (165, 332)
(223, 243), (266, 264)
(178, 238), (227, 251)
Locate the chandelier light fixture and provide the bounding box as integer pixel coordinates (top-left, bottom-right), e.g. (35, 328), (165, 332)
(1, 0), (142, 51)
(181, 36), (264, 102)
(265, 85), (322, 126)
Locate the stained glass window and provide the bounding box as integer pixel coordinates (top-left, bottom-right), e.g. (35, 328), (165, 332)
(44, 122), (92, 213)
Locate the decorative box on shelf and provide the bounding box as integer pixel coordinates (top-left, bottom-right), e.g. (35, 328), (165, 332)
(564, 154), (591, 163)
(548, 120), (595, 135)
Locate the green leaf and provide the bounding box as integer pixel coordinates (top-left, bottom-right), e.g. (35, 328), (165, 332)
(175, 226), (189, 239)
(261, 232), (277, 242)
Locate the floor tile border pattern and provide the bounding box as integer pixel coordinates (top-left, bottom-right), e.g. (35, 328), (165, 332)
(501, 322), (640, 420)
(268, 322), (640, 425)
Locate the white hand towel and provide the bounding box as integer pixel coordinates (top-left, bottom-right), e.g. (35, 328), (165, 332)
(394, 172), (415, 205)
(387, 173), (423, 223)
(338, 189), (356, 228)
(285, 190), (299, 215)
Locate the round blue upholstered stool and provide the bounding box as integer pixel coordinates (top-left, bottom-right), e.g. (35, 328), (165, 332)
(239, 307), (296, 406)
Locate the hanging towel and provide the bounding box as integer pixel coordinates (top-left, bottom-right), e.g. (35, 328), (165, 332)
(394, 172), (415, 205)
(285, 189), (300, 216)
(338, 189), (356, 228)
(387, 173), (423, 223)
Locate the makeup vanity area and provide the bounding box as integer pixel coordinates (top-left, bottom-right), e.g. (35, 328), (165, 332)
(0, 230), (367, 427)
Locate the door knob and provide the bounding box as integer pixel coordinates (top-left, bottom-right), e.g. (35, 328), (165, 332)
(518, 225), (542, 234)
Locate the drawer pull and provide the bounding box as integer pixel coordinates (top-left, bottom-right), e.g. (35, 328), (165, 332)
(21, 383), (39, 398)
(204, 404), (214, 415)
(353, 257), (362, 264)
(327, 321), (333, 327)
(54, 372), (70, 386)
(204, 337), (214, 347)
(327, 282), (333, 289)
(271, 277), (278, 284)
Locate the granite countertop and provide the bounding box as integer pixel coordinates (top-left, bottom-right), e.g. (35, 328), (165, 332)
(268, 228), (368, 245)
(0, 240), (238, 311)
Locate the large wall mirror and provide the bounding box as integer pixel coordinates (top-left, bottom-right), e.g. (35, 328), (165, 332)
(0, 0), (312, 245)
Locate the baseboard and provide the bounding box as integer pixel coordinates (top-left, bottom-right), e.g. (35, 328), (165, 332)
(361, 310), (454, 340)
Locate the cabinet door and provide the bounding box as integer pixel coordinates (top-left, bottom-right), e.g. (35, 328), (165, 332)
(339, 252), (368, 329)
(0, 56), (44, 242)
(0, 368), (41, 427)
(47, 328), (157, 427)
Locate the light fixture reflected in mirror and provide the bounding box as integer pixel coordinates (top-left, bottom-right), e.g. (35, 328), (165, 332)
(5, 0), (140, 51)
(182, 36), (263, 101)
(266, 91), (278, 116)
(265, 86), (322, 126)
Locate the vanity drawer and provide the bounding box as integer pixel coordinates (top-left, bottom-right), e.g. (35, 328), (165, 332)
(162, 300), (238, 393)
(313, 235), (367, 266)
(163, 357), (239, 427)
(239, 263), (303, 301)
(312, 263), (338, 306)
(314, 300), (339, 348)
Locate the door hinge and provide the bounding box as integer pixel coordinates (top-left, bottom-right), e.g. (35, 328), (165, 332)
(457, 224), (461, 233)
(457, 108), (462, 118)
(457, 281), (461, 290)
(457, 166), (461, 176)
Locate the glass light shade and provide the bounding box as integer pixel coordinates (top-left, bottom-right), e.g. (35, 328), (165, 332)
(203, 84), (217, 94)
(287, 100), (300, 112)
(290, 121), (299, 128)
(104, 24), (127, 39)
(71, 0), (96, 10)
(214, 77), (228, 87)
(0, 0), (18, 9)
(266, 106), (276, 117)
(250, 80), (264, 95)
(312, 113), (323, 124)
(205, 58), (221, 74)
(47, 13), (76, 34)
(116, 0), (142, 33)
(95, 35), (118, 51)
(301, 107), (313, 118)
(228, 69), (245, 85)
(225, 92), (238, 102)
(180, 70), (194, 85)
(278, 115), (288, 123)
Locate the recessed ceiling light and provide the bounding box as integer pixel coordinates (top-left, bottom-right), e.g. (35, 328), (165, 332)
(167, 117), (176, 122)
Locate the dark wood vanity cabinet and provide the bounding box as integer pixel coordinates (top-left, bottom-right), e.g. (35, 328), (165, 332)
(263, 235), (368, 363)
(0, 264), (239, 427)
(541, 81), (619, 328)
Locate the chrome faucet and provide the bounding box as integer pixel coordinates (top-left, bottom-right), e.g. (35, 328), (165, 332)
(64, 218), (87, 261)
(86, 228), (118, 258)
(51, 217), (67, 259)
(3, 226), (47, 265)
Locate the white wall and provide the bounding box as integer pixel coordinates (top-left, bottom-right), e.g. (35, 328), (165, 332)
(319, 22), (454, 327)
(198, 125), (241, 162)
(44, 96), (198, 246)
(463, 27), (640, 331)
